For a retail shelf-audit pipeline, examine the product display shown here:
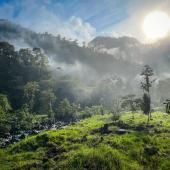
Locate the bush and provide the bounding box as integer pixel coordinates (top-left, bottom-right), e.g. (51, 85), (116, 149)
(55, 99), (77, 122)
(36, 133), (49, 147)
(112, 113), (120, 121)
(77, 106), (104, 119)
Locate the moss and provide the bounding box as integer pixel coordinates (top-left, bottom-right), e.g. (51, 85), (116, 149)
(62, 145), (138, 170)
(0, 112), (170, 170)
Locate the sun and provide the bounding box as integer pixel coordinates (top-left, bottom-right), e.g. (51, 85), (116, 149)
(143, 11), (170, 41)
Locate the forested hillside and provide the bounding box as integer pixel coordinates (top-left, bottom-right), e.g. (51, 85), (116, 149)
(0, 19), (170, 170)
(1, 20), (170, 103)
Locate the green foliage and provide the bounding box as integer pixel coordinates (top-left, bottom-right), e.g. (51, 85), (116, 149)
(0, 94), (12, 112)
(111, 113), (120, 121)
(63, 145), (131, 170)
(121, 95), (142, 112)
(24, 82), (39, 110)
(12, 106), (33, 132)
(0, 42), (169, 170)
(0, 111), (11, 135)
(121, 94), (142, 119)
(0, 42), (51, 110)
(39, 89), (56, 119)
(18, 47), (50, 82)
(0, 94), (12, 134)
(56, 98), (78, 121)
(0, 112), (169, 170)
(32, 114), (48, 125)
(77, 105), (103, 119)
(140, 65), (154, 122)
(140, 65), (154, 93)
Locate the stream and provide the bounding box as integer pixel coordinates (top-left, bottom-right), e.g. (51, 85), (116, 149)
(0, 120), (78, 148)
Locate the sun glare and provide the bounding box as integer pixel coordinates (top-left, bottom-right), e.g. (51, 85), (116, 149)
(143, 11), (170, 41)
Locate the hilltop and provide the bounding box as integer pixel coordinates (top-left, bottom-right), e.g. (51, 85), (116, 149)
(0, 111), (170, 170)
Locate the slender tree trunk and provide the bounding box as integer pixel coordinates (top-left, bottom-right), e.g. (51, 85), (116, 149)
(146, 75), (149, 93)
(49, 101), (55, 124)
(147, 112), (150, 124)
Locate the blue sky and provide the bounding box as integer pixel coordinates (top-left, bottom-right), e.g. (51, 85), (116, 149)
(0, 0), (169, 42)
(0, 0), (128, 30)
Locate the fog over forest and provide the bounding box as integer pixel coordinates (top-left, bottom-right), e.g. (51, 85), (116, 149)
(1, 1), (170, 169)
(1, 19), (170, 107)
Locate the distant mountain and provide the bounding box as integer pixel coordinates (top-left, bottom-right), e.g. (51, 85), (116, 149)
(0, 19), (139, 79)
(88, 36), (140, 49)
(89, 35), (170, 76)
(0, 19), (36, 48)
(88, 36), (144, 63)
(1, 19), (170, 79)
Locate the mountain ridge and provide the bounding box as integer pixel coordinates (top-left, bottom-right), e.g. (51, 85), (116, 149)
(1, 19), (170, 78)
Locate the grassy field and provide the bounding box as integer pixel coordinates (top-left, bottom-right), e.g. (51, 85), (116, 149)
(0, 112), (170, 170)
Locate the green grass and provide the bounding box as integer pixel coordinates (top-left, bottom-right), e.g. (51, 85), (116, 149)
(0, 112), (170, 170)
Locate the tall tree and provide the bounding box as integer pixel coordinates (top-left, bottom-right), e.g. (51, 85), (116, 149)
(0, 42), (23, 108)
(141, 65), (154, 93)
(140, 65), (154, 122)
(24, 82), (39, 111)
(0, 94), (12, 112)
(40, 89), (56, 122)
(0, 94), (12, 135)
(56, 98), (77, 122)
(18, 48), (50, 82)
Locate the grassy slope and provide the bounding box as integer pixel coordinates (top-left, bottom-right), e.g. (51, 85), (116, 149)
(0, 112), (170, 170)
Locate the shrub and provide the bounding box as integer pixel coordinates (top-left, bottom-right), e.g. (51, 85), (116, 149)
(77, 106), (103, 119)
(112, 113), (120, 121)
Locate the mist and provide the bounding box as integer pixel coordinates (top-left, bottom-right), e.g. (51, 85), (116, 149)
(1, 19), (170, 107)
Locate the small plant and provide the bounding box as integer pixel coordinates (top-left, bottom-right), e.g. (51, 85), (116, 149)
(111, 98), (121, 121)
(112, 113), (120, 121)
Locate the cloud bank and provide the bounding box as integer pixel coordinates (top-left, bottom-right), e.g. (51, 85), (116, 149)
(0, 0), (96, 43)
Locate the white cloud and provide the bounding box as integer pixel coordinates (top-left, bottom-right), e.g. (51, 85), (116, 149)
(0, 0), (96, 43)
(54, 16), (96, 43)
(2, 0), (170, 44)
